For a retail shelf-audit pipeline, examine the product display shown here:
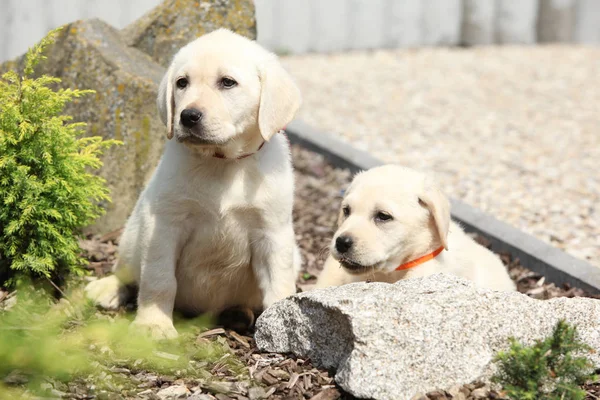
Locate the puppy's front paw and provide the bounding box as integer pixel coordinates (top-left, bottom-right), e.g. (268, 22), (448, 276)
(131, 316), (178, 340)
(85, 275), (129, 310)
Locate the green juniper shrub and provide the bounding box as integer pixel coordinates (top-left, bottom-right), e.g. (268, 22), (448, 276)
(492, 319), (597, 400)
(0, 28), (120, 287)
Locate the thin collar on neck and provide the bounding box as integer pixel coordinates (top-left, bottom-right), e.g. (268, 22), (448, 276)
(395, 246), (445, 271)
(213, 141), (265, 160)
(212, 127), (287, 160)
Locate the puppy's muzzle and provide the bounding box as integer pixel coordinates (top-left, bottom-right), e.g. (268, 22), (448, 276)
(178, 108), (217, 145)
(334, 235), (370, 273)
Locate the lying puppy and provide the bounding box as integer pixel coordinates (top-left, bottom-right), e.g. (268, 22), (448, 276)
(86, 29), (302, 338)
(316, 165), (516, 291)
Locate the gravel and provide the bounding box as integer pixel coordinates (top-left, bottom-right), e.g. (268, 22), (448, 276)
(282, 46), (600, 268)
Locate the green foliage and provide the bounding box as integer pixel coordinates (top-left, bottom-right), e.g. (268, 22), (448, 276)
(492, 320), (597, 400)
(0, 28), (121, 286)
(0, 282), (241, 398)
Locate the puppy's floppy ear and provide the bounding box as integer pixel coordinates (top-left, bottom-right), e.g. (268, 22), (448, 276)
(258, 56), (302, 141)
(419, 180), (451, 250)
(157, 65), (175, 140)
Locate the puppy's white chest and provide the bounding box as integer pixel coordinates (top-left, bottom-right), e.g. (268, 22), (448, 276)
(174, 204), (260, 314)
(180, 179), (259, 263)
(218, 176), (262, 214)
(184, 210), (251, 259)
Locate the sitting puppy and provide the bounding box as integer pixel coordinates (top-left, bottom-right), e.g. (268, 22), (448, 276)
(86, 29), (302, 338)
(316, 165), (516, 291)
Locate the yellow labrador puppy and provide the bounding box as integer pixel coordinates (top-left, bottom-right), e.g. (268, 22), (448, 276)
(85, 29), (302, 338)
(317, 165), (516, 291)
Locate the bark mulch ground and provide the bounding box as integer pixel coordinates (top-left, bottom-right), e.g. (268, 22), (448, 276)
(2, 144), (598, 399)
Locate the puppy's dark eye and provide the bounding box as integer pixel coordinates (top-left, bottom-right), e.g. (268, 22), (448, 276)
(375, 211), (393, 222)
(342, 205), (351, 217)
(221, 77), (237, 88)
(176, 77), (188, 89)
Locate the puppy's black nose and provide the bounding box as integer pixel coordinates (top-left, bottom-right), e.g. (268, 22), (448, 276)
(180, 108), (203, 128)
(335, 235), (353, 254)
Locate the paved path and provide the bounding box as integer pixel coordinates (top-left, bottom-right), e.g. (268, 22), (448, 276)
(283, 46), (600, 267)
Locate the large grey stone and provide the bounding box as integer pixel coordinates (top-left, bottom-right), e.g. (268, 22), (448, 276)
(123, 0), (256, 67)
(255, 273), (600, 400)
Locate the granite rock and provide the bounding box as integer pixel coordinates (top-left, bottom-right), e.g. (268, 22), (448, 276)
(255, 273), (600, 400)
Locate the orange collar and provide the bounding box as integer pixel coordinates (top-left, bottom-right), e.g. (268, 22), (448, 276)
(395, 246), (445, 271)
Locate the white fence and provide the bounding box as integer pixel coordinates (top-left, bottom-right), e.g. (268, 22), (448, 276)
(1, 0), (599, 62)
